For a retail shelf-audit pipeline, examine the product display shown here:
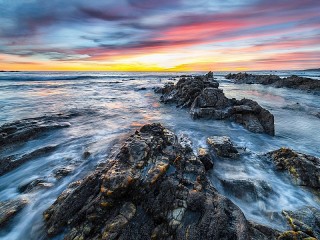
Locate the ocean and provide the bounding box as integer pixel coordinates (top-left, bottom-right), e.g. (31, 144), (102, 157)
(0, 70), (319, 239)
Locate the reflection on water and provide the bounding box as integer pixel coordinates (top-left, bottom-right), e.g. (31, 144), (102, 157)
(0, 71), (319, 239)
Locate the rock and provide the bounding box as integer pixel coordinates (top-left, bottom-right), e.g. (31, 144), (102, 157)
(226, 72), (320, 93)
(225, 73), (281, 85)
(44, 123), (256, 239)
(220, 179), (276, 203)
(198, 148), (213, 170)
(249, 221), (281, 240)
(83, 151), (91, 159)
(137, 87), (147, 91)
(18, 178), (53, 193)
(156, 72), (275, 135)
(0, 114), (73, 151)
(280, 206), (320, 239)
(0, 145), (58, 177)
(178, 133), (193, 153)
(207, 136), (239, 159)
(53, 166), (74, 179)
(230, 99), (275, 135)
(0, 198), (28, 227)
(266, 148), (320, 190)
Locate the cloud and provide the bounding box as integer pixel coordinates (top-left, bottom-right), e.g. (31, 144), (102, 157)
(0, 0), (319, 70)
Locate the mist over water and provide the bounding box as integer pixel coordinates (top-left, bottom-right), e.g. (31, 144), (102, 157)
(0, 71), (319, 239)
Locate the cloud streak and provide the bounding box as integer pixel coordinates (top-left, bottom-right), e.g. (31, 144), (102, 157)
(0, 0), (319, 70)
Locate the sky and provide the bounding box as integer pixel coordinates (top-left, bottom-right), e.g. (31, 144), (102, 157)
(0, 0), (319, 71)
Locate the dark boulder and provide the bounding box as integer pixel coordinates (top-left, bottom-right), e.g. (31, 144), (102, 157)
(266, 148), (320, 190)
(207, 136), (239, 159)
(43, 123), (259, 240)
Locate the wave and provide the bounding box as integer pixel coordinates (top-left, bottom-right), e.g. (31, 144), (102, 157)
(0, 75), (104, 81)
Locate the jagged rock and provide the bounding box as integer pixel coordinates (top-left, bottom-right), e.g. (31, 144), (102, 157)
(198, 148), (213, 170)
(226, 72), (320, 92)
(156, 72), (275, 135)
(220, 179), (276, 202)
(280, 206), (320, 239)
(266, 148), (320, 190)
(43, 123), (264, 240)
(158, 75), (219, 108)
(0, 198), (28, 227)
(0, 145), (58, 177)
(207, 136), (239, 159)
(230, 99), (275, 135)
(18, 178), (53, 193)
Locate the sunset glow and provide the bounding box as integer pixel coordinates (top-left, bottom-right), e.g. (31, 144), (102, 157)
(0, 0), (319, 71)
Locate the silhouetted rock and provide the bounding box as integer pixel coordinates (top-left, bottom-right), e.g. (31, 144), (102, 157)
(226, 72), (320, 92)
(43, 123), (261, 240)
(156, 72), (275, 135)
(266, 148), (320, 190)
(0, 198), (28, 227)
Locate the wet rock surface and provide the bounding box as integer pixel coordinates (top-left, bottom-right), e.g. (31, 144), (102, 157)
(0, 198), (28, 228)
(207, 136), (239, 159)
(156, 73), (275, 135)
(53, 166), (74, 179)
(197, 148), (214, 171)
(0, 145), (58, 177)
(18, 178), (53, 193)
(43, 123), (276, 240)
(0, 113), (73, 151)
(220, 179), (276, 203)
(279, 206), (320, 240)
(226, 72), (320, 93)
(266, 148), (320, 190)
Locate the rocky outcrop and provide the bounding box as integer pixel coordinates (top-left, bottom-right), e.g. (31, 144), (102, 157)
(156, 73), (275, 135)
(279, 207), (320, 239)
(207, 136), (239, 159)
(226, 73), (320, 93)
(266, 148), (320, 190)
(0, 198), (28, 227)
(43, 123), (278, 240)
